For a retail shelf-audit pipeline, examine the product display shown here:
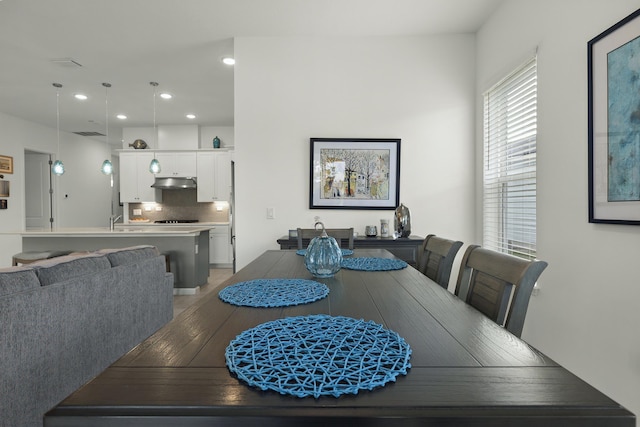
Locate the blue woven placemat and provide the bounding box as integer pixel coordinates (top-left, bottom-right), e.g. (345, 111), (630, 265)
(296, 248), (354, 256)
(226, 314), (411, 398)
(219, 279), (329, 307)
(341, 257), (408, 271)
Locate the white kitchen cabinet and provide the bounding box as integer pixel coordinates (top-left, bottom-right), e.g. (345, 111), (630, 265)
(119, 152), (162, 203)
(209, 224), (232, 266)
(155, 152), (197, 177)
(197, 151), (231, 202)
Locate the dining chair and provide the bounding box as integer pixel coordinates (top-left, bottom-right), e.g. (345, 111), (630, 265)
(454, 245), (548, 338)
(416, 234), (463, 289)
(297, 228), (355, 250)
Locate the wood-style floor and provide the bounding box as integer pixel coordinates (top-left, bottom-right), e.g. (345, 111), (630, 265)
(173, 268), (233, 317)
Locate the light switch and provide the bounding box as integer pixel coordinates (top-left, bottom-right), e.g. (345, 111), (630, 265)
(133, 209), (142, 216)
(267, 207), (275, 219)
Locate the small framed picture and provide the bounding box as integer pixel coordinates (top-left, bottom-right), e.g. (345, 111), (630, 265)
(0, 155), (13, 174)
(0, 180), (8, 197)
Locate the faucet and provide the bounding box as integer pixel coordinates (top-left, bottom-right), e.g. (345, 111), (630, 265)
(109, 214), (122, 231)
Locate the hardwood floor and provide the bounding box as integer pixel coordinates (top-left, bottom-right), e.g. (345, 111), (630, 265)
(173, 268), (233, 317)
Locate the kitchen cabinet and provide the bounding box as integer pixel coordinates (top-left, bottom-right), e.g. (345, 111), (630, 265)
(209, 224), (232, 266)
(119, 152), (162, 202)
(155, 152), (197, 177)
(197, 151), (231, 202)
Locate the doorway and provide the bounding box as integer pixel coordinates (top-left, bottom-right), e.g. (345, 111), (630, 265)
(25, 150), (53, 230)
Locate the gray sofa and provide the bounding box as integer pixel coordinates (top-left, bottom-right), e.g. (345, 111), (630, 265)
(0, 245), (174, 427)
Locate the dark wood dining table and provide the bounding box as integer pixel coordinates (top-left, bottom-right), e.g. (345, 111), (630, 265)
(45, 249), (634, 426)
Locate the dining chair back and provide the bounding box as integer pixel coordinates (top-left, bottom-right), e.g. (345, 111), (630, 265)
(297, 228), (355, 250)
(417, 234), (463, 289)
(454, 245), (548, 338)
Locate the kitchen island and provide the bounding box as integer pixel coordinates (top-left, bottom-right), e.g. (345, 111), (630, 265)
(20, 226), (211, 294)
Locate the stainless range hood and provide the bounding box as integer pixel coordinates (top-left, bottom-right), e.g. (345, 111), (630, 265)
(151, 177), (197, 190)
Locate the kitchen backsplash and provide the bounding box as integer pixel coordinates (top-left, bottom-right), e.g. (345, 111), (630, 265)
(128, 189), (230, 223)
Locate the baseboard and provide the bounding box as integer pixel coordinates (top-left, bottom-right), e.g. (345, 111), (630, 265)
(173, 286), (200, 296)
(210, 263), (233, 269)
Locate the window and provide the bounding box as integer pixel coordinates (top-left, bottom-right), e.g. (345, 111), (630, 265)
(483, 57), (537, 260)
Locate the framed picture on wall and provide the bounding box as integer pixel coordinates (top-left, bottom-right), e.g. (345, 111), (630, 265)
(309, 138), (400, 210)
(588, 7), (640, 224)
(0, 155), (13, 174)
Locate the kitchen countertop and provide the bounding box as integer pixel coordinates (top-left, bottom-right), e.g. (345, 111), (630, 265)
(20, 226), (214, 238)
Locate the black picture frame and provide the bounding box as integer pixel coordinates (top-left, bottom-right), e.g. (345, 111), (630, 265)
(309, 138), (400, 210)
(588, 7), (640, 224)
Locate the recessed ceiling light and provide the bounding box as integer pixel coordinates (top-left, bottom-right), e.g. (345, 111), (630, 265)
(74, 93), (88, 100)
(116, 114), (127, 120)
(160, 92), (172, 99)
(186, 114), (196, 119)
(222, 57), (235, 65)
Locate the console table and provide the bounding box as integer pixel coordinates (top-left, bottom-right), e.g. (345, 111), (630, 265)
(276, 234), (423, 266)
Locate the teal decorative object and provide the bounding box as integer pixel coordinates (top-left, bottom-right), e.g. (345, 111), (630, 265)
(304, 222), (342, 278)
(213, 136), (221, 148)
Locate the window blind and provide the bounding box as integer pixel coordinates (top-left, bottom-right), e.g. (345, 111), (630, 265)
(483, 57), (537, 260)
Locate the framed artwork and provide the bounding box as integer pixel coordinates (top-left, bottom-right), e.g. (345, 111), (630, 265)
(309, 138), (400, 210)
(588, 8), (640, 224)
(0, 155), (13, 174)
(0, 180), (8, 197)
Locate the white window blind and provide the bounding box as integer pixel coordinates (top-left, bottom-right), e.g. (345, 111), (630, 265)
(483, 57), (537, 260)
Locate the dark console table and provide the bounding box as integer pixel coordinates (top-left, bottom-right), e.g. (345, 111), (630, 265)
(277, 234), (423, 266)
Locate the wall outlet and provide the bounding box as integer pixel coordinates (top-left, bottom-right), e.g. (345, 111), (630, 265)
(267, 207), (275, 219)
(133, 208), (142, 216)
(532, 284), (540, 296)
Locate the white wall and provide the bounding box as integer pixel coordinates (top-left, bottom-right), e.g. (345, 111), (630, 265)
(0, 112), (112, 266)
(234, 35), (477, 269)
(477, 0), (640, 420)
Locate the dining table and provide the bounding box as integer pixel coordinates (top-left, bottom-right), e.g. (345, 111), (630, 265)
(44, 249), (635, 426)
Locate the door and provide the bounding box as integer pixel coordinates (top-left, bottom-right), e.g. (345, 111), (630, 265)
(25, 151), (52, 230)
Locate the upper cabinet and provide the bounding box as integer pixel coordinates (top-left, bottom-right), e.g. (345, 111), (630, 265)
(119, 152), (162, 203)
(154, 152), (197, 177)
(197, 151), (231, 202)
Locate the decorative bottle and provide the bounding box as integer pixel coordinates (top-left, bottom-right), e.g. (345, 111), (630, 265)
(394, 203), (411, 237)
(213, 136), (221, 148)
(304, 222), (343, 278)
(380, 219), (389, 237)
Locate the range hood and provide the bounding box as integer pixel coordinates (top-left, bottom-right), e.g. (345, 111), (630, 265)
(151, 177), (197, 190)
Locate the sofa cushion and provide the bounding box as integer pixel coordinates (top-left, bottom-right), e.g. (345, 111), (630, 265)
(97, 245), (160, 267)
(32, 252), (112, 286)
(0, 266), (40, 297)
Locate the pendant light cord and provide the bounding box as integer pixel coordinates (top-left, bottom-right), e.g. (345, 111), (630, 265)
(151, 82), (158, 147)
(103, 83), (111, 150)
(53, 83), (62, 160)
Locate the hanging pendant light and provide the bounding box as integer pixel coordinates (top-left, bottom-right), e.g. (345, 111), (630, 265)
(100, 82), (114, 175)
(52, 83), (65, 176)
(148, 81), (161, 174)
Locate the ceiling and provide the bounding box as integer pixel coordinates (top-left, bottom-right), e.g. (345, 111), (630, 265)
(0, 0), (503, 146)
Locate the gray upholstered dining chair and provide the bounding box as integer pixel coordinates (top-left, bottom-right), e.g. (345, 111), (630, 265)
(297, 228), (354, 250)
(416, 234), (463, 289)
(454, 245), (548, 338)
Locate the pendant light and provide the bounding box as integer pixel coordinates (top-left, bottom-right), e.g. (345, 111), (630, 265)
(52, 83), (65, 176)
(148, 81), (161, 174)
(100, 82), (114, 175)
